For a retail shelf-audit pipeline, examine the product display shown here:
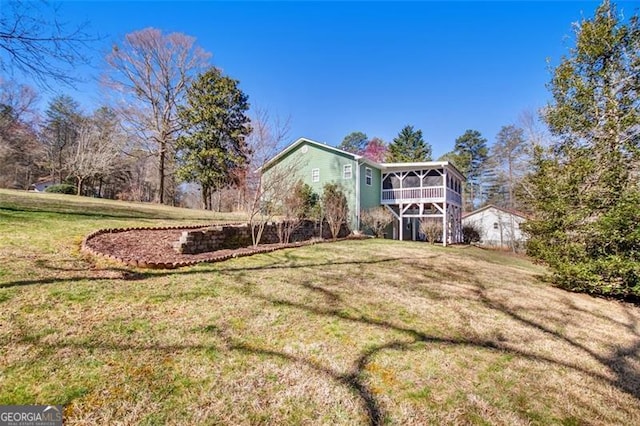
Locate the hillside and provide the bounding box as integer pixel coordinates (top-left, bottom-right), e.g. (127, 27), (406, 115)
(1, 189), (639, 425)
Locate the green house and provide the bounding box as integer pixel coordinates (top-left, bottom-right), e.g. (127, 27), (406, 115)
(261, 137), (465, 245)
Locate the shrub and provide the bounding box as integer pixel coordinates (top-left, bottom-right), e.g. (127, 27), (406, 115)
(462, 225), (481, 244)
(360, 206), (393, 237)
(322, 183), (348, 240)
(45, 184), (77, 195)
(419, 218), (442, 244)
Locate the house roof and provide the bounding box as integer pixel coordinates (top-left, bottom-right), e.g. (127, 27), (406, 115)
(260, 137), (360, 171)
(381, 161), (465, 181)
(462, 204), (529, 220)
(261, 136), (466, 180)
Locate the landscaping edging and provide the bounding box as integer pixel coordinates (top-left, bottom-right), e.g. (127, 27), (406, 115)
(81, 224), (360, 269)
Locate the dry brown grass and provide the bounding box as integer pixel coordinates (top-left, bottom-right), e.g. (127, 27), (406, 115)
(1, 191), (639, 425)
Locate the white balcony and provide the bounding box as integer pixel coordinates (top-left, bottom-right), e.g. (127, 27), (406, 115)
(381, 186), (444, 204)
(381, 186), (462, 206)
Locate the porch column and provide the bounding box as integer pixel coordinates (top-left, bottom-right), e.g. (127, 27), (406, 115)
(442, 169), (448, 246)
(399, 203), (403, 241)
(442, 202), (447, 247)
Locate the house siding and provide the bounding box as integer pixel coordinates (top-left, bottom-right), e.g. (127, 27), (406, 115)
(359, 164), (382, 211)
(263, 140), (359, 229)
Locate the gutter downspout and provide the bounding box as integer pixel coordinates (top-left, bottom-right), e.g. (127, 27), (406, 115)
(355, 159), (361, 232)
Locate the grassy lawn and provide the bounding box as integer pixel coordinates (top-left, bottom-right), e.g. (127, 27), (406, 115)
(1, 189), (639, 425)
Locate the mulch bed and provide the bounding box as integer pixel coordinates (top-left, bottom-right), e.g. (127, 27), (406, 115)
(82, 226), (352, 269)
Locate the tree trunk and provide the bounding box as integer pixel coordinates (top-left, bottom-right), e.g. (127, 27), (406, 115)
(158, 142), (166, 204)
(201, 186), (211, 210)
(77, 176), (83, 196)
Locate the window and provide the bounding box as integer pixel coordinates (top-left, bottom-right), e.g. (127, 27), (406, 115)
(404, 171), (420, 188)
(343, 164), (352, 179)
(365, 167), (372, 186)
(493, 222), (499, 230)
(311, 168), (320, 182)
(383, 174), (400, 189)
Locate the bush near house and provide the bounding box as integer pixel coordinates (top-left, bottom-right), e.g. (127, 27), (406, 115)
(45, 183), (77, 194)
(462, 224), (481, 244)
(322, 183), (349, 240)
(360, 206), (393, 238)
(419, 218), (442, 244)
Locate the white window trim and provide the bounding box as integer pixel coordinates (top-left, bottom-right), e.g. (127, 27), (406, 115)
(311, 168), (320, 183)
(365, 167), (372, 186)
(343, 164), (352, 179)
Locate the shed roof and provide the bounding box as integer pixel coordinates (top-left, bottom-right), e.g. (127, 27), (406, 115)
(462, 204), (529, 220)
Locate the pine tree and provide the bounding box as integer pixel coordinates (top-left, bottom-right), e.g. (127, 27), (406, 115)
(42, 95), (82, 184)
(452, 129), (488, 211)
(386, 125), (432, 162)
(492, 125), (527, 208)
(338, 131), (368, 154)
(524, 0), (640, 298)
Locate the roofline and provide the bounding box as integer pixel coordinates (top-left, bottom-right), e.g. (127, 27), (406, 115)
(462, 204), (529, 219)
(381, 161), (466, 181)
(258, 137), (466, 181)
(358, 157), (384, 169)
(259, 137), (359, 171)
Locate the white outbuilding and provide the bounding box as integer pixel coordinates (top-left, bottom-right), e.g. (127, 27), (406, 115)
(462, 204), (528, 250)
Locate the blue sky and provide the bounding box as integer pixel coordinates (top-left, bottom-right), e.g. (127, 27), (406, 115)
(39, 1), (636, 157)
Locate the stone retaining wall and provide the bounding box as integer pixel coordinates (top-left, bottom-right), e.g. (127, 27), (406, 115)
(174, 220), (349, 254)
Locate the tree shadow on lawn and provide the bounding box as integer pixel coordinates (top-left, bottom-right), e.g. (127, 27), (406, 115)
(10, 261), (640, 425)
(0, 205), (222, 221)
(471, 281), (640, 404)
(16, 287), (640, 425)
(0, 257), (403, 289)
(5, 249), (640, 424)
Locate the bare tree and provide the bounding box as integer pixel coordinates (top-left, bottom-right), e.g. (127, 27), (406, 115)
(245, 108), (295, 246)
(360, 206), (393, 237)
(419, 218), (442, 244)
(276, 181), (316, 244)
(103, 27), (210, 204)
(0, 78), (38, 121)
(67, 107), (125, 195)
(517, 109), (554, 203)
(0, 79), (43, 188)
(0, 1), (97, 89)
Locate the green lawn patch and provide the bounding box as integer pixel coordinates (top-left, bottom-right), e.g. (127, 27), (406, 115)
(1, 189), (639, 424)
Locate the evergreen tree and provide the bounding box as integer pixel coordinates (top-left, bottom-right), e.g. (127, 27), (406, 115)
(453, 129), (488, 211)
(387, 125), (431, 162)
(491, 125), (527, 208)
(177, 67), (251, 210)
(524, 0), (640, 298)
(42, 94), (82, 183)
(338, 131), (368, 154)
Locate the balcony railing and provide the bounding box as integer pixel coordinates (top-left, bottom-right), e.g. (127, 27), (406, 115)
(381, 186), (444, 203)
(446, 188), (462, 205)
(381, 186), (462, 206)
